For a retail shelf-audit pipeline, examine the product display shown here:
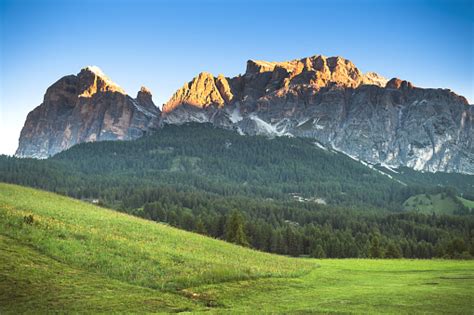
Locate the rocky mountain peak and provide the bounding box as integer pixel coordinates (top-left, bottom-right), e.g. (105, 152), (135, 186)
(163, 71), (226, 114)
(163, 54), (389, 119)
(362, 72), (388, 86)
(16, 67), (159, 158)
(160, 54), (472, 174)
(386, 78), (414, 90)
(244, 55), (387, 90)
(245, 59), (284, 75)
(16, 56), (473, 174)
(136, 86), (157, 111)
(139, 86), (152, 95)
(137, 86), (153, 100)
(77, 66), (125, 97)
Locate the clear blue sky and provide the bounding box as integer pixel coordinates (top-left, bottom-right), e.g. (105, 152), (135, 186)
(0, 0), (473, 155)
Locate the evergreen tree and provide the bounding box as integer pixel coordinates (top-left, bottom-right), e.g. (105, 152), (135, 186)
(195, 218), (207, 235)
(385, 242), (402, 258)
(369, 235), (383, 258)
(225, 211), (249, 246)
(285, 225), (300, 256)
(311, 244), (326, 258)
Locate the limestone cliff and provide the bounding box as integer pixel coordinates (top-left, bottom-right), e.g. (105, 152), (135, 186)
(16, 56), (473, 174)
(15, 66), (160, 158)
(161, 55), (473, 174)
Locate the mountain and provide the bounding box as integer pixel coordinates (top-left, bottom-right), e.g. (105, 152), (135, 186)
(15, 66), (161, 158)
(162, 55), (473, 174)
(16, 55), (473, 174)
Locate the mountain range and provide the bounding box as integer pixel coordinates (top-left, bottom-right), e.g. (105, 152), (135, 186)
(15, 55), (473, 174)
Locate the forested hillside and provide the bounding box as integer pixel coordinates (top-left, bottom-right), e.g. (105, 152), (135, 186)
(1, 124), (473, 258)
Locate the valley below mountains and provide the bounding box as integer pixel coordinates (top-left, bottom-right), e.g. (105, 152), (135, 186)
(15, 54), (473, 174)
(4, 1), (474, 312)
(3, 55), (474, 314)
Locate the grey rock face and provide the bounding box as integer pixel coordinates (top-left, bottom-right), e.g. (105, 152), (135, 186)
(16, 56), (473, 174)
(16, 66), (160, 158)
(161, 55), (473, 174)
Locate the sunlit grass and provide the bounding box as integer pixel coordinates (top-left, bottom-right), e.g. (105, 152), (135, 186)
(0, 183), (312, 291)
(1, 182), (473, 313)
(403, 193), (462, 214)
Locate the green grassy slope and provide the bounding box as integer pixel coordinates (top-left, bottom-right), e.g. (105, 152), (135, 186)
(0, 183), (311, 290)
(1, 183), (473, 313)
(460, 197), (474, 209)
(0, 235), (196, 313)
(403, 193), (468, 214)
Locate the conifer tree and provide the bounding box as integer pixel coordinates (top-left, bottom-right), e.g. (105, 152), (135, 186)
(225, 211), (249, 247)
(385, 242), (402, 258)
(311, 244), (326, 258)
(369, 235), (383, 258)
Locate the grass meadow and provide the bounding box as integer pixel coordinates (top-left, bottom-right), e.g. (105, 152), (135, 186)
(1, 183), (473, 313)
(403, 193), (470, 214)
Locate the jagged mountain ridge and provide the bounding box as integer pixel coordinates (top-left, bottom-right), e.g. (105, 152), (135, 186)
(15, 66), (161, 158)
(161, 55), (473, 174)
(162, 55), (388, 120)
(15, 55), (473, 174)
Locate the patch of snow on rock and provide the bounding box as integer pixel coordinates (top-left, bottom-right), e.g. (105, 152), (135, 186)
(229, 108), (243, 123)
(314, 142), (328, 151)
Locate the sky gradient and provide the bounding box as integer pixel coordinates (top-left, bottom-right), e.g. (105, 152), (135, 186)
(1, 0), (473, 155)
